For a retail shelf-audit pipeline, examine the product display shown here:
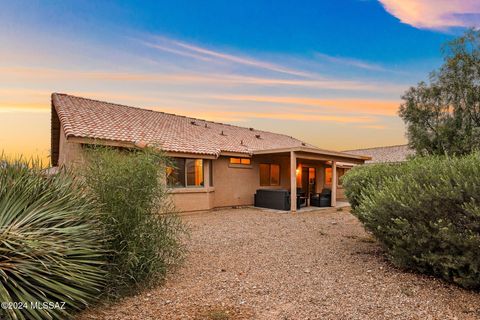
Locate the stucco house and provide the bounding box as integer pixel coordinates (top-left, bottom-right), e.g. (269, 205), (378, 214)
(51, 93), (369, 212)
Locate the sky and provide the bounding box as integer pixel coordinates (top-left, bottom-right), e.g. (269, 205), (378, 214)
(1, 0), (479, 164)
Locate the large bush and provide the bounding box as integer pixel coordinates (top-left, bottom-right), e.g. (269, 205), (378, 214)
(0, 159), (106, 320)
(343, 155), (480, 289)
(81, 147), (186, 295)
(341, 163), (403, 210)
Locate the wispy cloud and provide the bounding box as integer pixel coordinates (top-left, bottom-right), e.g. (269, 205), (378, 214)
(144, 36), (315, 78)
(141, 42), (214, 62)
(379, 0), (480, 30)
(314, 52), (388, 72)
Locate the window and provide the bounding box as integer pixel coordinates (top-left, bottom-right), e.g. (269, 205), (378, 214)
(260, 163), (280, 186)
(167, 158), (186, 187)
(186, 159), (204, 187)
(230, 157), (251, 165)
(325, 167), (332, 185)
(308, 167), (316, 184)
(325, 167), (348, 186)
(337, 168), (349, 186)
(167, 158), (204, 188)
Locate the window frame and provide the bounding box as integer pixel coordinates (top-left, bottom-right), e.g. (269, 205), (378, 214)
(186, 159), (204, 187)
(325, 167), (348, 186)
(229, 157), (252, 168)
(324, 167), (332, 185)
(259, 163), (281, 186)
(167, 158), (205, 188)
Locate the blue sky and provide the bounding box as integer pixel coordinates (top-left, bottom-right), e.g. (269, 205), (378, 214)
(0, 0), (478, 161)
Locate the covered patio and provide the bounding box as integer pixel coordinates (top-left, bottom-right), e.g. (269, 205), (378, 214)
(252, 146), (369, 212)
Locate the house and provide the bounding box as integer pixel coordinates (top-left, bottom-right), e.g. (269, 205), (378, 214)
(343, 145), (415, 164)
(51, 93), (370, 212)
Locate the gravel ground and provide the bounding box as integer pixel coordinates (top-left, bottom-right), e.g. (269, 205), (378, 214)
(78, 207), (480, 320)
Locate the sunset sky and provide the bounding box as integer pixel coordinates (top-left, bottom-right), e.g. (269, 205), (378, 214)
(1, 0), (479, 164)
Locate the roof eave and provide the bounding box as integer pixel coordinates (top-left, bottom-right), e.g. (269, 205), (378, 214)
(252, 146), (371, 161)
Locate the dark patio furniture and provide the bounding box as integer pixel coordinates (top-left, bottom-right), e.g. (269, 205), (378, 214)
(297, 188), (308, 208)
(310, 188), (332, 207)
(254, 189), (304, 210)
(254, 189), (289, 210)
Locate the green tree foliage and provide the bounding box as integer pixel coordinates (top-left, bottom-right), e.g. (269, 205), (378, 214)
(0, 158), (106, 320)
(342, 155), (480, 289)
(81, 147), (187, 296)
(400, 29), (480, 156)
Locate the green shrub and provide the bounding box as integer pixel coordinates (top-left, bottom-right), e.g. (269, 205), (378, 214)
(342, 163), (403, 211)
(81, 147), (186, 295)
(0, 158), (106, 320)
(343, 155), (480, 289)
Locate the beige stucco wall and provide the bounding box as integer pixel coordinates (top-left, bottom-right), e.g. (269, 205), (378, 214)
(169, 155), (293, 211)
(169, 188), (215, 212)
(57, 126), (84, 167)
(211, 155), (291, 208)
(57, 134), (348, 211)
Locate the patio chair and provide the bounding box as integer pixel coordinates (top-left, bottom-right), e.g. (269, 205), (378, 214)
(310, 188), (332, 207)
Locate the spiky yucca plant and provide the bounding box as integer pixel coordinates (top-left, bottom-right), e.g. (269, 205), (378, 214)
(0, 159), (106, 320)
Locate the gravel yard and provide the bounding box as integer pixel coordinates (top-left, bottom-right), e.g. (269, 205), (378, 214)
(78, 207), (480, 320)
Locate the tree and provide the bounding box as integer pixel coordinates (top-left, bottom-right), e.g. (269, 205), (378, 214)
(400, 29), (480, 156)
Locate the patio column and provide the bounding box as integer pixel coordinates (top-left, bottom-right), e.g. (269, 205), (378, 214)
(331, 161), (337, 207)
(290, 151), (297, 212)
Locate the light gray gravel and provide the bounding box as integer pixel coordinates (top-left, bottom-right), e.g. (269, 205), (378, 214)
(78, 207), (480, 320)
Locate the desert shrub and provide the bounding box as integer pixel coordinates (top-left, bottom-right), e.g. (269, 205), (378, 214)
(81, 147), (186, 295)
(341, 163), (403, 211)
(0, 158), (106, 320)
(343, 155), (480, 289)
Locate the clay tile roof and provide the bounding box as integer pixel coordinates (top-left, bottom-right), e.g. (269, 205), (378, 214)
(343, 144), (415, 164)
(52, 93), (318, 156)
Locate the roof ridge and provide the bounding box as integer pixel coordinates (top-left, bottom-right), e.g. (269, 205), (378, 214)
(53, 92), (159, 113)
(52, 92), (308, 144)
(343, 144), (409, 152)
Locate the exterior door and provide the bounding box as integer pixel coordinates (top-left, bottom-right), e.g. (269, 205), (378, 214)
(301, 167), (309, 194)
(301, 167), (316, 196)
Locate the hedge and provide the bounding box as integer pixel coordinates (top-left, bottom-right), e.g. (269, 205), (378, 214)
(342, 154), (480, 289)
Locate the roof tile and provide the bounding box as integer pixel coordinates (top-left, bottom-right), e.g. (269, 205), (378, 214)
(52, 93), (316, 156)
(344, 145), (414, 163)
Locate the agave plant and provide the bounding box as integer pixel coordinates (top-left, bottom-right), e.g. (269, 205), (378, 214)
(0, 159), (106, 320)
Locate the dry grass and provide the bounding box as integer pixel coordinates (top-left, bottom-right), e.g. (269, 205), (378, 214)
(77, 208), (480, 320)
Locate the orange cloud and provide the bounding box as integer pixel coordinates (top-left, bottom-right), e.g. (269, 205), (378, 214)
(0, 67), (405, 93)
(379, 0), (480, 30)
(208, 95), (400, 116)
(358, 124), (387, 130)
(151, 106), (376, 124)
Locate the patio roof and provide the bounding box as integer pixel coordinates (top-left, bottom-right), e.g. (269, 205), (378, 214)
(252, 146), (371, 164)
